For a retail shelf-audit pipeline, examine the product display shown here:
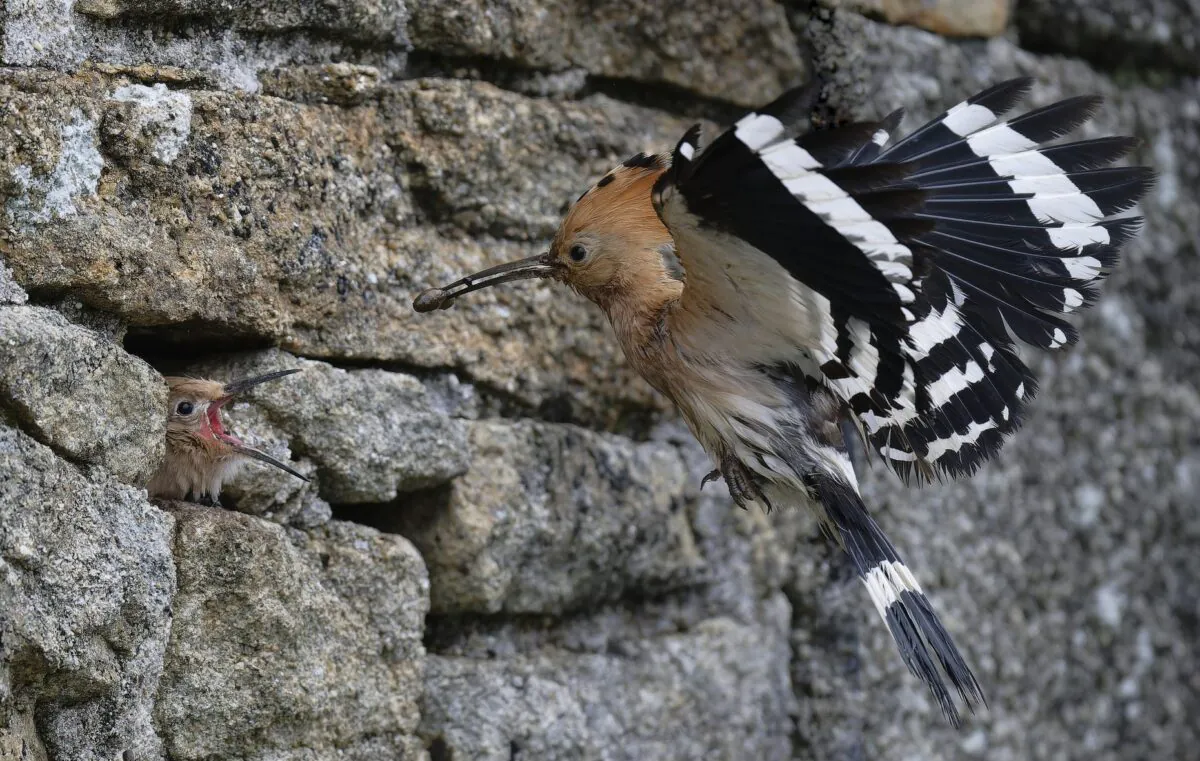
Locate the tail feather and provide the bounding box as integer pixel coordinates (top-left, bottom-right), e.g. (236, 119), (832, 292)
(810, 473), (985, 726)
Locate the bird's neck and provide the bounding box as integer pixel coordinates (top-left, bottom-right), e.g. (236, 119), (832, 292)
(591, 245), (683, 347)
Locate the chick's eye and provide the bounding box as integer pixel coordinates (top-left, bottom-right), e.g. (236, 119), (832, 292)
(569, 244), (588, 263)
(176, 401), (194, 416)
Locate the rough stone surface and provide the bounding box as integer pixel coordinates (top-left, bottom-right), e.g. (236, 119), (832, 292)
(381, 420), (705, 615)
(0, 306), (165, 484)
(156, 507), (428, 760)
(406, 0), (806, 107)
(259, 62), (384, 105)
(0, 259), (26, 304)
(1, 1), (410, 89)
(0, 424), (175, 761)
(74, 0), (409, 43)
(421, 601), (795, 761)
(1, 1), (1199, 760)
(1015, 0), (1200, 75)
(104, 82), (193, 166)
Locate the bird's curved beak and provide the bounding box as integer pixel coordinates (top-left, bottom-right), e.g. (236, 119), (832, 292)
(412, 251), (560, 313)
(214, 368), (309, 482)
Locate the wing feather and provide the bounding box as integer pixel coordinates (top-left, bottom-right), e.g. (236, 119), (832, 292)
(654, 80), (1151, 481)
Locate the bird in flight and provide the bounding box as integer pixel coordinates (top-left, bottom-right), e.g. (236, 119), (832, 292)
(147, 369), (308, 505)
(413, 78), (1152, 725)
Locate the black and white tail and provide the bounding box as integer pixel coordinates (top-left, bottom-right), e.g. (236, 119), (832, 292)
(809, 473), (984, 726)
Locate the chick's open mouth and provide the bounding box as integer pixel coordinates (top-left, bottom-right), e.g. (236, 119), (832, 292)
(207, 403), (244, 447)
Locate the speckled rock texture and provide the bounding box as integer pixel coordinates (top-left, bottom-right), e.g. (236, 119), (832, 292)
(0, 1), (1197, 759)
(0, 306), (165, 484)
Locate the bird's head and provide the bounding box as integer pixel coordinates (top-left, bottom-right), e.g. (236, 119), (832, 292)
(163, 369), (307, 481)
(413, 153), (681, 315)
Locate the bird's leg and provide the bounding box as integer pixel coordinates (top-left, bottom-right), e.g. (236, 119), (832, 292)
(193, 493), (222, 508)
(702, 453), (772, 511)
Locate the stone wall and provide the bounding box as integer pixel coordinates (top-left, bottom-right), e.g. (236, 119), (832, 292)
(1, 1), (1197, 759)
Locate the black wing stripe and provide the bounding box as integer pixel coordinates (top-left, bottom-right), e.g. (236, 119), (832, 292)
(881, 78), (1034, 163)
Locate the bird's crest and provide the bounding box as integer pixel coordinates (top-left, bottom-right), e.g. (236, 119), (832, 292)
(557, 151), (671, 253)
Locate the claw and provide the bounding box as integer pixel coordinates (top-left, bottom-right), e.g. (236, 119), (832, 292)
(700, 468), (721, 489)
(712, 454), (771, 511)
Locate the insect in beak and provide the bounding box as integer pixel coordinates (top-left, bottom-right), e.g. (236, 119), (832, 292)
(214, 368), (308, 482)
(412, 251), (559, 312)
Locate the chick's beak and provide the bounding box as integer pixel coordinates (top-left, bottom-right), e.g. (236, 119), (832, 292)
(220, 368), (303, 398)
(214, 368), (309, 482)
(412, 251), (560, 313)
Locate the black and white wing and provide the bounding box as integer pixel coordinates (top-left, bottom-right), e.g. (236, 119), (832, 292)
(653, 78), (1151, 482)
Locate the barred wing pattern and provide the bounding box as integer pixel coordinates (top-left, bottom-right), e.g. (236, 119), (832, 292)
(654, 78), (1151, 482)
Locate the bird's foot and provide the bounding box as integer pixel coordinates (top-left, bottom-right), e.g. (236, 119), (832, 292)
(701, 455), (771, 511)
(193, 493), (223, 508)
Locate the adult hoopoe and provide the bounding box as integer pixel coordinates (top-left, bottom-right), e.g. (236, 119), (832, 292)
(147, 369), (308, 504)
(413, 78), (1152, 725)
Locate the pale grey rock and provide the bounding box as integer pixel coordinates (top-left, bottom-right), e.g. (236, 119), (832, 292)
(0, 306), (165, 485)
(104, 82), (193, 165)
(74, 0), (409, 43)
(421, 598), (795, 761)
(386, 420), (706, 615)
(42, 295), (128, 343)
(4, 106), (102, 228)
(2, 0), (409, 88)
(0, 259), (26, 305)
(156, 508), (428, 761)
(0, 424), (175, 761)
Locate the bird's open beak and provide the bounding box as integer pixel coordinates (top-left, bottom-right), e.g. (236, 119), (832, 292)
(412, 251), (560, 313)
(214, 368), (309, 482)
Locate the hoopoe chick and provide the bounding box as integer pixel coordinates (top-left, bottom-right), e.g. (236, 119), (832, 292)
(415, 78), (1154, 725)
(147, 369), (308, 505)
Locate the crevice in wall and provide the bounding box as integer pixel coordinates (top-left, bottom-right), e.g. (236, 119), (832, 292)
(328, 482), (450, 535)
(418, 582), (720, 660)
(578, 74), (747, 125)
(404, 49), (754, 124)
(1013, 28), (1197, 85)
(122, 322), (277, 366)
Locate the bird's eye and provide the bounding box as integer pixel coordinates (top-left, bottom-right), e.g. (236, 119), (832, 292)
(176, 401), (194, 415)
(569, 244), (588, 263)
